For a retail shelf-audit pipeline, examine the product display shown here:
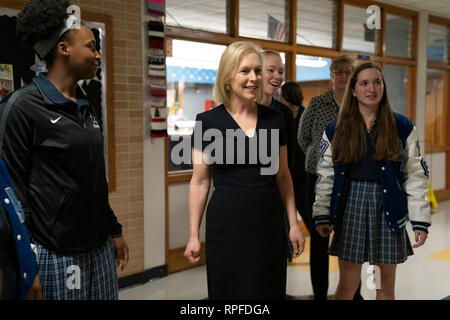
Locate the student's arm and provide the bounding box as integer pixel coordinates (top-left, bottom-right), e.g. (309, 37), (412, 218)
(313, 132), (334, 237)
(184, 147), (210, 264)
(276, 145), (305, 258)
(403, 126), (431, 248)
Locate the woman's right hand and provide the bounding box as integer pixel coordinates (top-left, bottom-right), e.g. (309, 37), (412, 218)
(184, 237), (201, 264)
(316, 224), (332, 237)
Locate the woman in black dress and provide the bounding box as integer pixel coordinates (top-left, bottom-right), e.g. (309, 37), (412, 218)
(184, 42), (305, 300)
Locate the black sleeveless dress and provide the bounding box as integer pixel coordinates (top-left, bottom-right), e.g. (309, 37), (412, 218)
(192, 104), (288, 300)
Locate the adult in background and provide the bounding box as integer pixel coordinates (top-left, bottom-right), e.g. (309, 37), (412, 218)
(0, 0), (128, 299)
(184, 41), (305, 299)
(297, 54), (362, 300)
(313, 62), (430, 300)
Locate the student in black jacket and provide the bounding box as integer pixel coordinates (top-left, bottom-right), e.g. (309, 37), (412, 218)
(0, 0), (128, 300)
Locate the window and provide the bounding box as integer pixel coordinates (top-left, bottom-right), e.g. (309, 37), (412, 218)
(239, 0), (288, 42)
(343, 4), (380, 54)
(297, 0), (336, 48)
(166, 40), (226, 172)
(384, 65), (408, 115)
(385, 14), (412, 58)
(166, 0), (228, 34)
(296, 55), (331, 106)
(427, 23), (449, 63)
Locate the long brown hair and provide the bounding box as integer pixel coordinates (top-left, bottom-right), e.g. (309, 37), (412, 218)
(331, 62), (402, 164)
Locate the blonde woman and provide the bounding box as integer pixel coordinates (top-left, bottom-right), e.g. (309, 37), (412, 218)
(184, 42), (305, 299)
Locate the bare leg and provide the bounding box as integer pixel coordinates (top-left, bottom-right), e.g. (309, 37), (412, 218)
(375, 263), (397, 300)
(334, 260), (363, 300)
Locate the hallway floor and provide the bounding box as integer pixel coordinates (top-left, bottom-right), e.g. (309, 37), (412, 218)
(119, 201), (450, 300)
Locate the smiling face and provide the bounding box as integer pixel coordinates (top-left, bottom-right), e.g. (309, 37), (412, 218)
(262, 54), (284, 97)
(352, 67), (384, 110)
(228, 52), (262, 103)
(64, 25), (101, 80)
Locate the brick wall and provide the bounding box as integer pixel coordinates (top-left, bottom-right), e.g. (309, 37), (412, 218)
(72, 0), (145, 277)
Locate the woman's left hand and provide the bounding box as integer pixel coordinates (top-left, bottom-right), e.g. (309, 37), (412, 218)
(112, 236), (129, 271)
(412, 230), (428, 249)
(289, 225), (306, 258)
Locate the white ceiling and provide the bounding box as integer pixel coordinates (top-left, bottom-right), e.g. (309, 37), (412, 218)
(377, 0), (450, 19)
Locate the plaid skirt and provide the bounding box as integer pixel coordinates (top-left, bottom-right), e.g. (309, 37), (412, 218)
(35, 237), (118, 300)
(329, 180), (413, 264)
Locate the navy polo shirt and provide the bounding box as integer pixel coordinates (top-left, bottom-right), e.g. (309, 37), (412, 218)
(34, 73), (89, 122)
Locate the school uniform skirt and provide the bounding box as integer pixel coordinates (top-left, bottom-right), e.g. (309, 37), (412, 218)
(329, 180), (414, 265)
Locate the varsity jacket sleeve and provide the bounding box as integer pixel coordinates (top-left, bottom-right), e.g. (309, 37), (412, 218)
(297, 100), (314, 154)
(312, 131), (334, 226)
(403, 126), (431, 233)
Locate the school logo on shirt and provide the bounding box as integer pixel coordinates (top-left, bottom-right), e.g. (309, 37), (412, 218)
(90, 114), (100, 129)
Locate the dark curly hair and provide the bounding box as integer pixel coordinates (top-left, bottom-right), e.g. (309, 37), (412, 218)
(16, 0), (73, 64)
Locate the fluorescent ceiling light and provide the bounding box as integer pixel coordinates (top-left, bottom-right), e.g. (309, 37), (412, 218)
(296, 56), (328, 68)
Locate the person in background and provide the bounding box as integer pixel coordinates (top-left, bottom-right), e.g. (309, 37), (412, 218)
(297, 54), (363, 300)
(184, 41), (305, 299)
(313, 62), (430, 300)
(279, 81), (308, 256)
(259, 51), (295, 169)
(0, 0), (128, 300)
(258, 51), (297, 261)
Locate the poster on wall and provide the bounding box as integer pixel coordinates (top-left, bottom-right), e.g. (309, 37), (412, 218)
(0, 64), (14, 101)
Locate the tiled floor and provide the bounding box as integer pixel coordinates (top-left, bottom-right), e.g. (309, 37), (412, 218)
(119, 201), (450, 300)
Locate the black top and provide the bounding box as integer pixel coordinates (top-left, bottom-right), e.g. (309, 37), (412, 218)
(191, 103), (288, 299)
(348, 124), (380, 181)
(0, 73), (122, 254)
(192, 103), (287, 183)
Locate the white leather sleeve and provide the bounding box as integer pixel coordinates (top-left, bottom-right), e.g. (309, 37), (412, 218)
(312, 131), (334, 221)
(403, 126), (431, 226)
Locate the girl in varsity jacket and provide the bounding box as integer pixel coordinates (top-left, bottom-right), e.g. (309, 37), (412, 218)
(312, 62), (431, 300)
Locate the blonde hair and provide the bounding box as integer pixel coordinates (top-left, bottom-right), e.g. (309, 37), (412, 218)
(262, 50), (281, 59)
(213, 41), (263, 107)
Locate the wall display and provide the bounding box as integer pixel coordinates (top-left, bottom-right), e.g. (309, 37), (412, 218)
(147, 0), (167, 138)
(0, 64), (13, 101)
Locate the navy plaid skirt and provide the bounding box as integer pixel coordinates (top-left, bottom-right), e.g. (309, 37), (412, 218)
(35, 237), (118, 300)
(329, 180), (413, 264)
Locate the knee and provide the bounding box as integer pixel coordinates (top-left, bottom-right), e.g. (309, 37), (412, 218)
(338, 277), (360, 293)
